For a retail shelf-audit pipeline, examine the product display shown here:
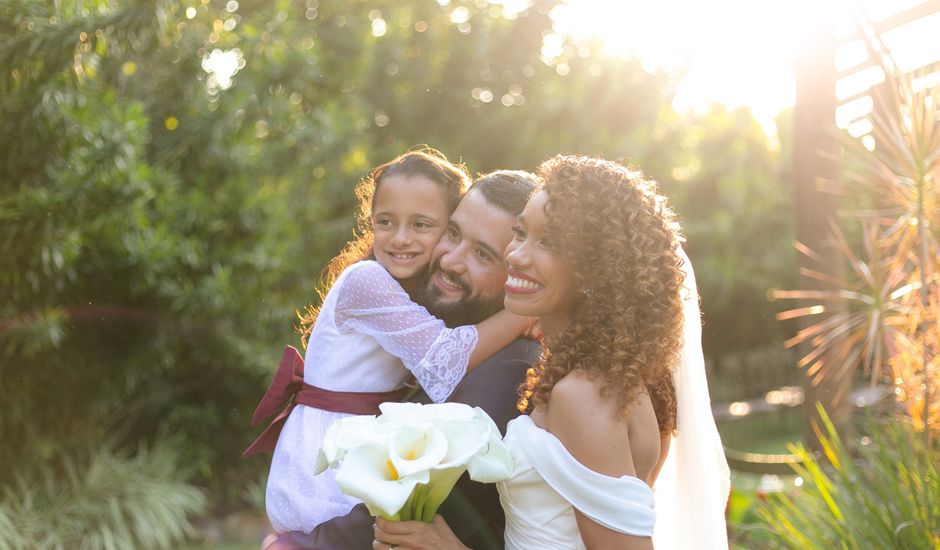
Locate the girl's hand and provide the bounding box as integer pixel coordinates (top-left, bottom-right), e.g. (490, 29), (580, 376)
(523, 317), (542, 341)
(372, 515), (468, 550)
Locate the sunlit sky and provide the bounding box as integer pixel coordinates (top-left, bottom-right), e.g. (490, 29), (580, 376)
(201, 1), (940, 137)
(546, 0), (940, 135)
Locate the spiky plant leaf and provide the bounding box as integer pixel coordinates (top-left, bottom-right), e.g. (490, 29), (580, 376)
(757, 405), (940, 549)
(773, 219), (907, 389)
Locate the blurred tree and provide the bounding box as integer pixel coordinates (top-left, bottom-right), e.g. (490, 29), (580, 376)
(651, 106), (796, 366)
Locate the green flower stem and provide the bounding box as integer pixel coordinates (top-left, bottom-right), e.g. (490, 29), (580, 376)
(421, 468), (465, 522)
(399, 488), (418, 522)
(412, 484), (429, 522)
(421, 498), (438, 523)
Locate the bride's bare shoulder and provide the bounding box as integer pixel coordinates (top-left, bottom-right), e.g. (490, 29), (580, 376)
(543, 371), (642, 477)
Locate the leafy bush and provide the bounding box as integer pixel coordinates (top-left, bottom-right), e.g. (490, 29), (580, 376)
(753, 406), (940, 549)
(0, 442), (205, 549)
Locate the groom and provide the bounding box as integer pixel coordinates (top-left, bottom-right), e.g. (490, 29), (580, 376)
(268, 170), (541, 550)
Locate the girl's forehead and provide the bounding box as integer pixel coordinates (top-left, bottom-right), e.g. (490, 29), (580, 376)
(373, 174), (450, 213)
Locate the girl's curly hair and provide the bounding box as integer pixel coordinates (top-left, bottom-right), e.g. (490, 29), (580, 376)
(519, 155), (686, 436)
(298, 147), (470, 345)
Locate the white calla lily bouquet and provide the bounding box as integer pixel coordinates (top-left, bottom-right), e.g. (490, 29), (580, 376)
(315, 402), (514, 521)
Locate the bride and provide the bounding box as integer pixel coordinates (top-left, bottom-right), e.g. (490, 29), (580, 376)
(372, 155), (730, 549)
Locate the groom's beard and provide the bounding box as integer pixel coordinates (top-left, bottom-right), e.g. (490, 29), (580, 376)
(409, 266), (504, 329)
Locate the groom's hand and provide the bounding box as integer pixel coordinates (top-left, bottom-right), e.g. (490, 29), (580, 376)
(373, 515), (469, 550)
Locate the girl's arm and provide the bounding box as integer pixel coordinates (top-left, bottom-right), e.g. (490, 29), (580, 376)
(468, 308), (529, 370)
(333, 261), (528, 402)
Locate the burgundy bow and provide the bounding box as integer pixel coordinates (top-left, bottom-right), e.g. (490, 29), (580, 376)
(243, 345), (408, 458)
(242, 346), (306, 458)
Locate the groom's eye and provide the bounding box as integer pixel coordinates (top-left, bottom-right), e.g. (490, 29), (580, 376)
(476, 249), (493, 263)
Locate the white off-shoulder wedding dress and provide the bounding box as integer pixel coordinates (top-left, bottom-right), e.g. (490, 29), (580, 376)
(496, 415), (656, 550)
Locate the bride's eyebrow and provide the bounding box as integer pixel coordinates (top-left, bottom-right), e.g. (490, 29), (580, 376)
(515, 214), (527, 226)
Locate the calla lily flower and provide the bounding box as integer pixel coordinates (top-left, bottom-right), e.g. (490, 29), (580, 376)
(388, 423), (449, 478)
(464, 407), (514, 483)
(314, 414), (382, 474)
(466, 437), (514, 482)
(333, 441), (430, 520)
(320, 403), (514, 522)
(412, 409), (514, 520)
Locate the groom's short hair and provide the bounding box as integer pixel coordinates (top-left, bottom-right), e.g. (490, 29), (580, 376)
(470, 170), (538, 217)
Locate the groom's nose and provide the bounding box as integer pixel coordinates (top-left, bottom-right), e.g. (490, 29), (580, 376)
(439, 244), (468, 275)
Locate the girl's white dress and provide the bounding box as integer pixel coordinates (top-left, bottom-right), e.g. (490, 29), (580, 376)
(496, 415), (656, 549)
(265, 260), (478, 533)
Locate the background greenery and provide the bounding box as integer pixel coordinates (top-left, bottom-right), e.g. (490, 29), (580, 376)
(1, 0), (797, 546)
(751, 407), (940, 549)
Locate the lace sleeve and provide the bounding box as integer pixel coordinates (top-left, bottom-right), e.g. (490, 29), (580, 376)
(333, 261), (479, 403)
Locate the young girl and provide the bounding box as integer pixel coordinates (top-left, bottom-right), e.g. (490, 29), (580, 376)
(252, 149), (530, 534)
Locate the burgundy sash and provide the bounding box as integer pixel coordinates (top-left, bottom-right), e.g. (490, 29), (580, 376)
(242, 345), (407, 458)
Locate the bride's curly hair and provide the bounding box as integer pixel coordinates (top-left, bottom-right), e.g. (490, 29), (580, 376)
(519, 155), (686, 436)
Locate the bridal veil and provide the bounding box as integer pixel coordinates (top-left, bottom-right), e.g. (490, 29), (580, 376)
(652, 248), (731, 549)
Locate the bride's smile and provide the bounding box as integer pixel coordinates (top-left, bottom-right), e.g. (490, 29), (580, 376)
(503, 191), (578, 335)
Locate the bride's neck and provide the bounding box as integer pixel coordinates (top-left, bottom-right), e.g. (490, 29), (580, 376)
(538, 313), (572, 342)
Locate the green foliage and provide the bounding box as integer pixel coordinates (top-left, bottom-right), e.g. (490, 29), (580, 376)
(1, 0), (302, 511)
(754, 406), (940, 549)
(0, 441), (206, 549)
(654, 106), (795, 358)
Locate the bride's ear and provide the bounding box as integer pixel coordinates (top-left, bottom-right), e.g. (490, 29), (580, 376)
(575, 287), (594, 304)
